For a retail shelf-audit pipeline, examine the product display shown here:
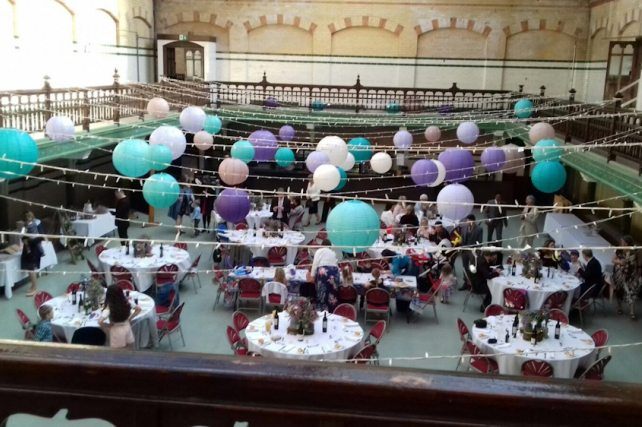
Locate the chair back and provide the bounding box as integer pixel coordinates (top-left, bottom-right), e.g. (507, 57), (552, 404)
(549, 309), (569, 324)
(380, 220), (387, 229)
(485, 304), (508, 317)
(577, 284), (597, 302)
(522, 360), (554, 377)
(34, 291), (53, 309)
(366, 288), (390, 307)
(357, 252), (370, 260)
(226, 325), (242, 349)
(371, 259), (389, 271)
(16, 309), (32, 331)
(235, 223), (248, 230)
(174, 243), (188, 251)
(581, 356), (612, 380)
(190, 254), (202, 270)
(338, 261), (354, 273)
(233, 311), (250, 333)
(466, 340), (482, 357)
(239, 279), (262, 293)
(168, 303), (185, 323)
(115, 280), (135, 292)
(214, 266), (225, 280)
(110, 266), (133, 281)
(268, 246), (287, 258)
(316, 228), (327, 241)
(457, 318), (470, 342)
(296, 259), (312, 269)
(157, 264), (179, 281)
(71, 327), (107, 346)
(350, 344), (376, 364)
(337, 286), (358, 305)
(367, 321), (386, 344)
(591, 329), (609, 348)
(95, 245), (105, 257)
(503, 288), (527, 310)
(66, 282), (82, 294)
(87, 259), (99, 273)
(545, 291), (568, 310)
(333, 303), (357, 321)
(251, 257), (270, 267)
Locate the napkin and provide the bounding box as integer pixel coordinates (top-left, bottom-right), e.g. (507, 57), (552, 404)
(344, 335), (362, 343)
(492, 343), (511, 349)
(545, 352), (556, 360)
(282, 345), (296, 353)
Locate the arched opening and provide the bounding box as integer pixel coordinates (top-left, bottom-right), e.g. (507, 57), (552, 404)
(165, 22), (230, 52)
(78, 8), (118, 46)
(133, 16), (152, 48)
(620, 20), (641, 39)
(248, 25), (313, 54)
(417, 28), (488, 59)
(604, 41), (641, 102)
(331, 27), (399, 57)
(163, 40), (204, 80)
(505, 30), (575, 61)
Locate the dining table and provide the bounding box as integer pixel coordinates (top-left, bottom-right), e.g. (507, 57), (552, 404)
(70, 213), (117, 246)
(219, 229), (306, 265)
(214, 205), (273, 230)
(0, 240), (58, 299)
(367, 237), (438, 260)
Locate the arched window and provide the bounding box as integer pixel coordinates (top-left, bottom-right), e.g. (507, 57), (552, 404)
(185, 49), (203, 79)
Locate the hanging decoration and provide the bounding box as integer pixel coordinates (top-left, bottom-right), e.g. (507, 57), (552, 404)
(370, 152), (392, 174)
(317, 136), (348, 167)
(179, 106), (206, 133)
(424, 126), (441, 143)
(248, 130), (278, 162)
(0, 128), (38, 179)
(334, 167), (347, 191)
(456, 122), (480, 144)
(231, 140), (255, 164)
(146, 98), (170, 119)
(278, 125), (295, 142)
(265, 97), (279, 109)
(427, 160), (447, 187)
(481, 147), (506, 172)
(386, 101), (401, 114)
(514, 99), (534, 119)
(146, 145), (172, 171)
(326, 200), (379, 253)
(313, 164), (341, 191)
(340, 152), (356, 171)
(411, 159), (439, 187)
(275, 148), (295, 167)
(193, 131), (214, 151)
(306, 151), (330, 173)
(531, 161), (567, 193)
(311, 100), (325, 111)
(393, 130), (413, 150)
(501, 144), (525, 174)
(143, 173), (180, 208)
(215, 189), (251, 223)
(203, 116), (222, 134)
(112, 139), (151, 178)
(532, 139), (563, 162)
(437, 183), (474, 221)
(218, 158), (249, 186)
(149, 126), (187, 160)
(347, 137), (372, 163)
(438, 148), (475, 183)
(45, 116), (75, 143)
(529, 122), (556, 144)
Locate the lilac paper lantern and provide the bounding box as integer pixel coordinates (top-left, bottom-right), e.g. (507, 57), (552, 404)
(439, 105), (453, 116)
(481, 147), (506, 172)
(457, 122), (480, 144)
(438, 148), (475, 183)
(214, 189), (251, 223)
(393, 130), (413, 150)
(437, 183), (474, 221)
(248, 130), (278, 161)
(279, 125), (295, 142)
(411, 159), (439, 186)
(265, 97), (279, 109)
(306, 151), (330, 173)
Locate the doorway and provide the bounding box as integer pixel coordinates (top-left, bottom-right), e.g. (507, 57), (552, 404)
(604, 38), (642, 103)
(163, 41), (204, 81)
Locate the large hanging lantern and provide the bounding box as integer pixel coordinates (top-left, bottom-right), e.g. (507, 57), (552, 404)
(370, 152), (392, 174)
(147, 98), (170, 119)
(438, 148), (475, 183)
(340, 152), (356, 171)
(531, 161), (566, 193)
(334, 167), (347, 191)
(393, 130), (413, 150)
(306, 151), (330, 173)
(514, 99), (534, 119)
(45, 116), (75, 142)
(501, 144), (525, 174)
(248, 130), (278, 162)
(218, 158), (249, 186)
(179, 106), (206, 133)
(411, 159), (439, 187)
(214, 189), (251, 223)
(529, 122), (555, 144)
(143, 173), (180, 208)
(327, 200), (379, 253)
(436, 183), (474, 221)
(149, 126), (187, 160)
(532, 139), (563, 162)
(275, 148), (295, 167)
(427, 160), (446, 188)
(317, 136), (348, 167)
(347, 137), (372, 163)
(112, 139), (151, 178)
(313, 164), (341, 191)
(193, 131), (214, 151)
(145, 145), (172, 171)
(279, 125), (295, 142)
(481, 147), (506, 172)
(424, 126), (441, 142)
(0, 128), (38, 179)
(456, 122), (479, 144)
(231, 140), (255, 164)
(203, 116), (222, 134)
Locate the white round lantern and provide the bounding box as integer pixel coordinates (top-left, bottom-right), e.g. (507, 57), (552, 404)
(529, 122), (556, 144)
(340, 152), (356, 171)
(317, 136), (348, 167)
(501, 143), (525, 174)
(194, 130), (213, 151)
(370, 152), (392, 174)
(147, 98), (170, 119)
(436, 183), (474, 221)
(45, 116), (75, 142)
(218, 158), (249, 186)
(313, 164), (341, 191)
(149, 126), (187, 160)
(424, 126), (441, 142)
(427, 160), (446, 187)
(179, 106), (206, 133)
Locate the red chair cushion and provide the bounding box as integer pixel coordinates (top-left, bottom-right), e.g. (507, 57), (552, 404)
(470, 358), (498, 373)
(241, 291), (261, 299)
(236, 348), (249, 356)
(269, 257), (285, 264)
(268, 294), (282, 303)
(155, 306), (170, 315)
(367, 304), (389, 310)
(419, 294), (434, 303)
(156, 320), (179, 332)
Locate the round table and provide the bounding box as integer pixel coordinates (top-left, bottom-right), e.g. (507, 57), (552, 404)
(472, 315), (596, 379)
(220, 229), (305, 265)
(489, 265), (582, 314)
(43, 291), (159, 349)
(214, 206), (273, 229)
(245, 311), (364, 361)
(367, 238), (438, 260)
(99, 245), (192, 292)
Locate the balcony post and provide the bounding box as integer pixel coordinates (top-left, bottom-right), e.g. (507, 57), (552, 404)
(112, 68), (121, 126)
(565, 88), (576, 144)
(518, 85), (524, 93)
(82, 90), (90, 132)
(43, 75), (52, 126)
(539, 85), (546, 97)
(354, 75), (362, 113)
(607, 92), (624, 163)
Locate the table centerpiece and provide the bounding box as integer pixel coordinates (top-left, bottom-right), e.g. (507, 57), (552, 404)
(133, 234), (153, 258)
(285, 297), (318, 336)
(85, 278), (106, 310)
(520, 252), (542, 279)
(522, 308), (551, 342)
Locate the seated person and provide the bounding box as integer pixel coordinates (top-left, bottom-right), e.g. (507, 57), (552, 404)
(288, 197), (305, 230)
(416, 217), (431, 240)
(539, 239), (559, 268)
(357, 259), (374, 273)
(399, 205), (419, 228)
(469, 251), (502, 311)
(365, 268), (385, 290)
(575, 249), (602, 299)
(380, 203), (395, 227)
(381, 249), (419, 277)
(569, 250), (582, 275)
(34, 305), (54, 342)
(429, 221), (450, 244)
(342, 266), (354, 287)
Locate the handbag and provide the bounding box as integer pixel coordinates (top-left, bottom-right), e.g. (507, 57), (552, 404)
(473, 319), (487, 328)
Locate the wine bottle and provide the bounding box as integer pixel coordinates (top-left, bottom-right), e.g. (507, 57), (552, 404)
(160, 243), (164, 258)
(78, 294), (83, 313)
(511, 260), (516, 276)
(126, 241), (130, 256)
(322, 311), (328, 333)
(274, 310), (279, 330)
(554, 319), (561, 340)
(512, 315), (518, 338)
(72, 287), (77, 305)
(530, 326), (537, 346)
(505, 329), (510, 343)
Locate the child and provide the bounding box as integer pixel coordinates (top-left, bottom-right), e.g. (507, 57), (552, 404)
(439, 263), (456, 303)
(274, 267), (287, 286)
(365, 268), (385, 290)
(34, 305), (54, 342)
(191, 199), (202, 237)
(342, 266), (354, 287)
(357, 259), (373, 273)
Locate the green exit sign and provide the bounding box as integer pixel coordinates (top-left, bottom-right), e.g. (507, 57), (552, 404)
(179, 35), (188, 41)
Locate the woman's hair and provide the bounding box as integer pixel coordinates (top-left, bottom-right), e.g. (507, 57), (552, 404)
(38, 304), (53, 320)
(104, 285), (131, 323)
(441, 263), (453, 277)
(23, 211), (35, 222)
(543, 238), (556, 249)
(384, 202), (394, 211)
(621, 235), (634, 246)
(405, 205), (414, 215)
(342, 266), (353, 283)
(420, 217), (428, 226)
(274, 267), (287, 285)
(293, 196), (301, 206)
(372, 268), (381, 280)
(321, 239), (332, 247)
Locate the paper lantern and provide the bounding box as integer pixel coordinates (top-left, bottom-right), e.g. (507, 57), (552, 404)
(45, 116), (74, 142)
(438, 148), (475, 183)
(439, 104), (453, 116)
(313, 164), (341, 191)
(312, 100), (325, 111)
(533, 139), (563, 162)
(0, 128), (38, 179)
(514, 99), (534, 119)
(179, 106), (206, 133)
(147, 98), (169, 119)
(275, 148), (295, 167)
(347, 137), (372, 163)
(340, 152), (355, 171)
(265, 97), (279, 109)
(317, 136), (348, 167)
(231, 140), (255, 164)
(145, 145), (172, 171)
(411, 159), (439, 186)
(529, 122), (556, 144)
(203, 116), (222, 134)
(248, 130), (278, 161)
(218, 158), (249, 186)
(501, 144), (525, 174)
(424, 126), (441, 142)
(334, 167), (347, 191)
(437, 183), (474, 221)
(306, 151), (330, 173)
(481, 147), (506, 172)
(149, 126), (187, 160)
(393, 130), (413, 150)
(326, 200), (379, 253)
(531, 161), (566, 193)
(279, 125), (295, 142)
(370, 152), (392, 174)
(112, 139), (151, 178)
(386, 101), (401, 114)
(143, 173), (179, 208)
(215, 189), (251, 223)
(194, 131), (214, 151)
(427, 160), (446, 188)
(457, 122), (479, 144)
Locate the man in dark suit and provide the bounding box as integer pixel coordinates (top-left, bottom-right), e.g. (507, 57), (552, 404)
(485, 192), (508, 244)
(577, 249), (602, 299)
(459, 214), (484, 290)
(469, 251), (502, 311)
(271, 188), (291, 224)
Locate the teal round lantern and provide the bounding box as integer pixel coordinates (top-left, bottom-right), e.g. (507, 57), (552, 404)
(326, 200), (379, 253)
(532, 139), (563, 162)
(231, 140), (255, 164)
(275, 148), (295, 167)
(203, 116), (222, 134)
(386, 101), (401, 114)
(334, 167), (347, 191)
(531, 161), (566, 193)
(514, 99), (534, 118)
(143, 173), (180, 208)
(146, 144), (172, 171)
(112, 139), (152, 177)
(347, 137), (372, 163)
(0, 128), (38, 179)
(311, 100), (325, 111)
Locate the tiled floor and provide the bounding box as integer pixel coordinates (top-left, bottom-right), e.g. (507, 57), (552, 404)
(2, 203), (642, 384)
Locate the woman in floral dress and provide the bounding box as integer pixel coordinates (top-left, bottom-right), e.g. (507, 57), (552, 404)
(613, 235), (642, 320)
(308, 239), (339, 312)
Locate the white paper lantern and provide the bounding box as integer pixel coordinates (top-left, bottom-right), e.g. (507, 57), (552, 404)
(340, 152), (356, 171)
(370, 152), (392, 174)
(179, 106), (206, 133)
(427, 160), (446, 187)
(436, 183), (474, 221)
(45, 116), (75, 142)
(147, 98), (170, 119)
(317, 136), (348, 167)
(149, 126), (187, 160)
(313, 164), (341, 191)
(194, 130), (213, 151)
(501, 143), (525, 174)
(218, 158), (249, 186)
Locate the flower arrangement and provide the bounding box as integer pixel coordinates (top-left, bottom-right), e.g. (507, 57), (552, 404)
(523, 308), (551, 342)
(251, 196), (264, 211)
(520, 252), (542, 279)
(285, 297), (318, 335)
(133, 234), (153, 258)
(263, 219), (282, 238)
(85, 278), (105, 310)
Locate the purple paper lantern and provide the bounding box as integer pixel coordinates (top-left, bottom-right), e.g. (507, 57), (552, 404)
(214, 189), (251, 223)
(438, 148), (475, 183)
(481, 147), (506, 172)
(265, 97), (279, 109)
(279, 125), (295, 142)
(306, 151), (330, 173)
(411, 159), (439, 186)
(393, 130), (413, 150)
(248, 130), (278, 162)
(457, 122), (480, 144)
(439, 105), (453, 116)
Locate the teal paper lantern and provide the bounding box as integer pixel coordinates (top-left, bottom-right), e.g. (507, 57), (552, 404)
(112, 139), (152, 177)
(386, 101), (401, 114)
(347, 137), (372, 163)
(275, 148), (295, 167)
(532, 139), (563, 162)
(146, 144), (172, 171)
(326, 200), (379, 253)
(231, 140), (255, 164)
(143, 173), (180, 208)
(0, 128), (38, 179)
(334, 167), (347, 191)
(514, 99), (534, 118)
(203, 116), (222, 134)
(531, 161), (566, 193)
(311, 100), (325, 111)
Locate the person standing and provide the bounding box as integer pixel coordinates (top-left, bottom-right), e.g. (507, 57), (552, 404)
(321, 195), (335, 224)
(201, 186), (215, 233)
(518, 195), (539, 249)
(307, 239), (339, 312)
(459, 214), (483, 290)
(305, 176), (321, 226)
(470, 251), (502, 310)
(168, 175), (194, 235)
(576, 249), (602, 299)
(485, 192), (507, 244)
(21, 211), (44, 297)
(115, 190), (131, 244)
(613, 235), (642, 320)
(191, 199), (202, 238)
(380, 203), (395, 227)
(271, 188), (291, 224)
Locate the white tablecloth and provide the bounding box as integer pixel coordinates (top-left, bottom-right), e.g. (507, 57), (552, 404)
(71, 213), (116, 246)
(98, 245), (192, 292)
(229, 266), (309, 284)
(367, 238), (438, 259)
(214, 206), (273, 229)
(246, 311), (364, 361)
(220, 229), (305, 265)
(43, 291), (158, 349)
(352, 273), (418, 290)
(472, 315), (595, 378)
(489, 264), (581, 314)
(0, 241), (58, 299)
(544, 213), (614, 272)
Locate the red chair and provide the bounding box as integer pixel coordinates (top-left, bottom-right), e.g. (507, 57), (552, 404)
(544, 291), (568, 311)
(16, 309), (35, 340)
(212, 266), (226, 310)
(371, 259), (389, 272)
(364, 288), (390, 325)
(95, 245), (105, 258)
(338, 261), (354, 273)
(503, 288), (527, 311)
(456, 318), (471, 371)
(549, 309), (569, 324)
(379, 220), (387, 229)
(268, 247), (287, 265)
(466, 341), (499, 374)
(235, 223), (248, 231)
(182, 254), (203, 294)
(407, 288), (439, 325)
(574, 356), (611, 380)
(110, 266), (133, 283)
(87, 259), (106, 285)
(571, 285), (597, 328)
(485, 304), (509, 317)
(155, 290), (176, 318)
(115, 280), (135, 292)
(34, 291), (53, 310)
(233, 311), (250, 334)
(365, 320), (386, 360)
(226, 326), (248, 355)
(462, 269), (484, 313)
(156, 264), (179, 289)
(174, 243), (188, 251)
(522, 360), (554, 377)
(157, 303), (186, 350)
(237, 279), (262, 312)
(349, 344), (377, 365)
(316, 228), (327, 241)
(296, 259), (312, 269)
(591, 329), (609, 359)
(333, 303), (357, 321)
(251, 257), (270, 268)
(66, 282), (81, 294)
(337, 286), (358, 307)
